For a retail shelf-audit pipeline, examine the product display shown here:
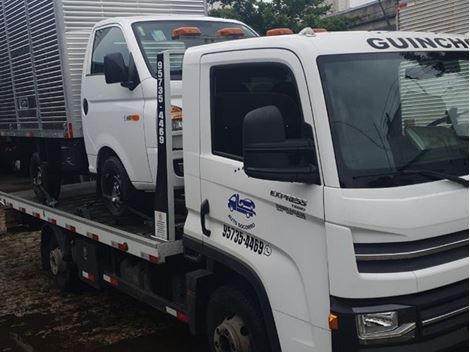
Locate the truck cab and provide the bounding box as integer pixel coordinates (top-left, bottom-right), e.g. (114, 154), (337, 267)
(81, 16), (257, 215)
(183, 31), (469, 351)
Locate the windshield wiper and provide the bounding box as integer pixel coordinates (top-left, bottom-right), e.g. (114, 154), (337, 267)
(402, 169), (469, 188)
(353, 169), (469, 188)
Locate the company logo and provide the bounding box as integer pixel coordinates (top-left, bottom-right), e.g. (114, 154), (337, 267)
(228, 194), (256, 230)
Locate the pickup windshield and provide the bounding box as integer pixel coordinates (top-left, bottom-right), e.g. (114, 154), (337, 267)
(318, 51), (469, 188)
(133, 20), (257, 80)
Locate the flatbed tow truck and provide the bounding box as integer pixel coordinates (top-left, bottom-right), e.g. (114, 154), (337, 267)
(1, 30), (469, 352)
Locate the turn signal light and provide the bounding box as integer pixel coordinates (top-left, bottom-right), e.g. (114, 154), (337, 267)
(329, 313), (339, 330)
(266, 28), (294, 36)
(172, 27), (201, 39)
(216, 27), (245, 37)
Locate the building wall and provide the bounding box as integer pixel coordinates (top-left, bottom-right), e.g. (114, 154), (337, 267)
(326, 0), (351, 12)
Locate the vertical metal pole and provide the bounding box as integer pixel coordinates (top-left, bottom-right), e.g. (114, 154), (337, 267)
(153, 51), (175, 242)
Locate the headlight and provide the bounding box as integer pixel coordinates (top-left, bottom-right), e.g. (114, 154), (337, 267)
(171, 105), (183, 131)
(172, 119), (183, 131)
(356, 311), (416, 344)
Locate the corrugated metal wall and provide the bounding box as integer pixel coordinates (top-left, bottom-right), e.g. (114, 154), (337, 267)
(0, 0), (207, 138)
(399, 0), (469, 34)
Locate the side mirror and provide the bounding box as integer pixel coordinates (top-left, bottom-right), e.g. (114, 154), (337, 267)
(104, 52), (128, 84)
(242, 105), (319, 184)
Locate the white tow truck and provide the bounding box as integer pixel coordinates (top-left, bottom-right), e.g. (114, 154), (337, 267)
(1, 30), (469, 352)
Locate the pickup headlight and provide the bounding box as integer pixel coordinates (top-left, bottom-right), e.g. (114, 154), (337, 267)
(171, 105), (183, 131)
(356, 311), (416, 344)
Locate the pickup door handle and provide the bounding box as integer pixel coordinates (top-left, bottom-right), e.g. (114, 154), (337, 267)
(200, 199), (211, 237)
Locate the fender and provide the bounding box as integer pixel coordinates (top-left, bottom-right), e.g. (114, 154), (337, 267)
(183, 235), (282, 352)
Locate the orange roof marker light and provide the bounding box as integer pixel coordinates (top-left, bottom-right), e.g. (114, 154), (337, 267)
(266, 28), (294, 36)
(216, 27), (245, 37)
(172, 27), (202, 39)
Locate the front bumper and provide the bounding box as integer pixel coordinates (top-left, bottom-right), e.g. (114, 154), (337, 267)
(331, 280), (469, 352)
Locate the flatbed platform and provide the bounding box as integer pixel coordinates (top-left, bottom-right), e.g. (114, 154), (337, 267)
(0, 178), (183, 264)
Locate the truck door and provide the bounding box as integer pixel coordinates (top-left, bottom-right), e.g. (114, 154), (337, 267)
(197, 49), (332, 338)
(82, 25), (151, 183)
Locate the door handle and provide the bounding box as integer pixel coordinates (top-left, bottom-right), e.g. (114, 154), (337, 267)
(200, 199), (211, 237)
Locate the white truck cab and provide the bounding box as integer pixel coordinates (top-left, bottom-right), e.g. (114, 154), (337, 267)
(182, 31), (469, 351)
(81, 16), (257, 215)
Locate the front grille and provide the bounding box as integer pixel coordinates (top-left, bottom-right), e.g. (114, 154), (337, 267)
(418, 281), (469, 340)
(331, 280), (469, 352)
(355, 230), (469, 273)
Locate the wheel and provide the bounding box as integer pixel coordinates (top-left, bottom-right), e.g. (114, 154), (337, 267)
(206, 285), (269, 352)
(30, 153), (61, 203)
(40, 228), (78, 293)
(100, 156), (135, 217)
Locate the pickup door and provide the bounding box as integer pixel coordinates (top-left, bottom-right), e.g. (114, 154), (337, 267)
(82, 25), (151, 184)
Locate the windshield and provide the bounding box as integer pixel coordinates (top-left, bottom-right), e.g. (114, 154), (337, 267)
(133, 20), (257, 80)
(318, 51), (469, 188)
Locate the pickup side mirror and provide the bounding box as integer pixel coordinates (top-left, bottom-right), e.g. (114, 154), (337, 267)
(104, 53), (140, 91)
(242, 105), (320, 184)
(104, 52), (128, 84)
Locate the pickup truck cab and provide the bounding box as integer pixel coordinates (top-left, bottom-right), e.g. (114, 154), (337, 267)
(81, 16), (257, 215)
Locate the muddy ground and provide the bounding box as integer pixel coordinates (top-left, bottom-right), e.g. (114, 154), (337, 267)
(0, 175), (207, 352)
(0, 229), (207, 352)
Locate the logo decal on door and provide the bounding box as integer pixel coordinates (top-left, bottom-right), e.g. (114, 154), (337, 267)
(227, 194), (256, 230)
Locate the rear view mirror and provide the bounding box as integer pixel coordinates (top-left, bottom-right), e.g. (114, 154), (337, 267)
(242, 105), (319, 184)
(104, 52), (128, 84)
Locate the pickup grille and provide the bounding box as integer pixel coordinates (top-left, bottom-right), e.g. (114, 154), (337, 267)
(355, 230), (469, 273)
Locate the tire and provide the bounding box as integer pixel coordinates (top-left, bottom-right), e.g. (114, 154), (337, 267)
(41, 229), (78, 293)
(30, 153), (61, 203)
(206, 285), (270, 352)
(100, 156), (135, 217)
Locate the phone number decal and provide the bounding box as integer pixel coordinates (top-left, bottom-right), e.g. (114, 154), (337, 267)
(222, 225), (272, 257)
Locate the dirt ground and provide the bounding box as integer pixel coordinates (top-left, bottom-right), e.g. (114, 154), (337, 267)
(0, 174), (207, 352)
(0, 229), (207, 352)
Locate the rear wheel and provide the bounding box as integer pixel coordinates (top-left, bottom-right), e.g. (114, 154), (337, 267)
(30, 152), (61, 204)
(100, 156), (135, 217)
(41, 227), (78, 293)
(206, 285), (269, 352)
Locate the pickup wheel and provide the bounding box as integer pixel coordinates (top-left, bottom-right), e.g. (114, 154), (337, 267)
(206, 285), (269, 352)
(100, 156), (134, 217)
(30, 152), (61, 203)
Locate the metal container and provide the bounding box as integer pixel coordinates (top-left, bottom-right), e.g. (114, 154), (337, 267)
(0, 0), (207, 139)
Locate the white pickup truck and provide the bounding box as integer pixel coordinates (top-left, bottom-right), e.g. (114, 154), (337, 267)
(1, 30), (469, 352)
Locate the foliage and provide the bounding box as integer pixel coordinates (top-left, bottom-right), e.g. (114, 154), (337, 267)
(208, 0), (355, 34)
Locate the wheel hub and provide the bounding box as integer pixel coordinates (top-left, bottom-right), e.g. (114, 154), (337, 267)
(110, 175), (122, 208)
(33, 166), (43, 186)
(214, 315), (250, 352)
(49, 247), (63, 276)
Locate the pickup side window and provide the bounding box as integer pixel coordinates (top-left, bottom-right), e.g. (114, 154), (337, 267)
(211, 63), (304, 160)
(91, 27), (130, 75)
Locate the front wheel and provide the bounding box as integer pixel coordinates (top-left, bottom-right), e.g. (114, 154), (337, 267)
(206, 285), (269, 352)
(100, 156), (135, 217)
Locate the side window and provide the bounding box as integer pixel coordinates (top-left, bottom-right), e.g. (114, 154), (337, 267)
(91, 27), (130, 75)
(211, 63), (304, 159)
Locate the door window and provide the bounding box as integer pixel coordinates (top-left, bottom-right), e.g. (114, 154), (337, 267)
(91, 27), (130, 74)
(210, 63), (304, 159)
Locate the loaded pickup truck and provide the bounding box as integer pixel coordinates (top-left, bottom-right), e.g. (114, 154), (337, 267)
(1, 30), (469, 352)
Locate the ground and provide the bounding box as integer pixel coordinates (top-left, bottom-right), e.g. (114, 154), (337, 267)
(0, 229), (207, 352)
(0, 175), (207, 352)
